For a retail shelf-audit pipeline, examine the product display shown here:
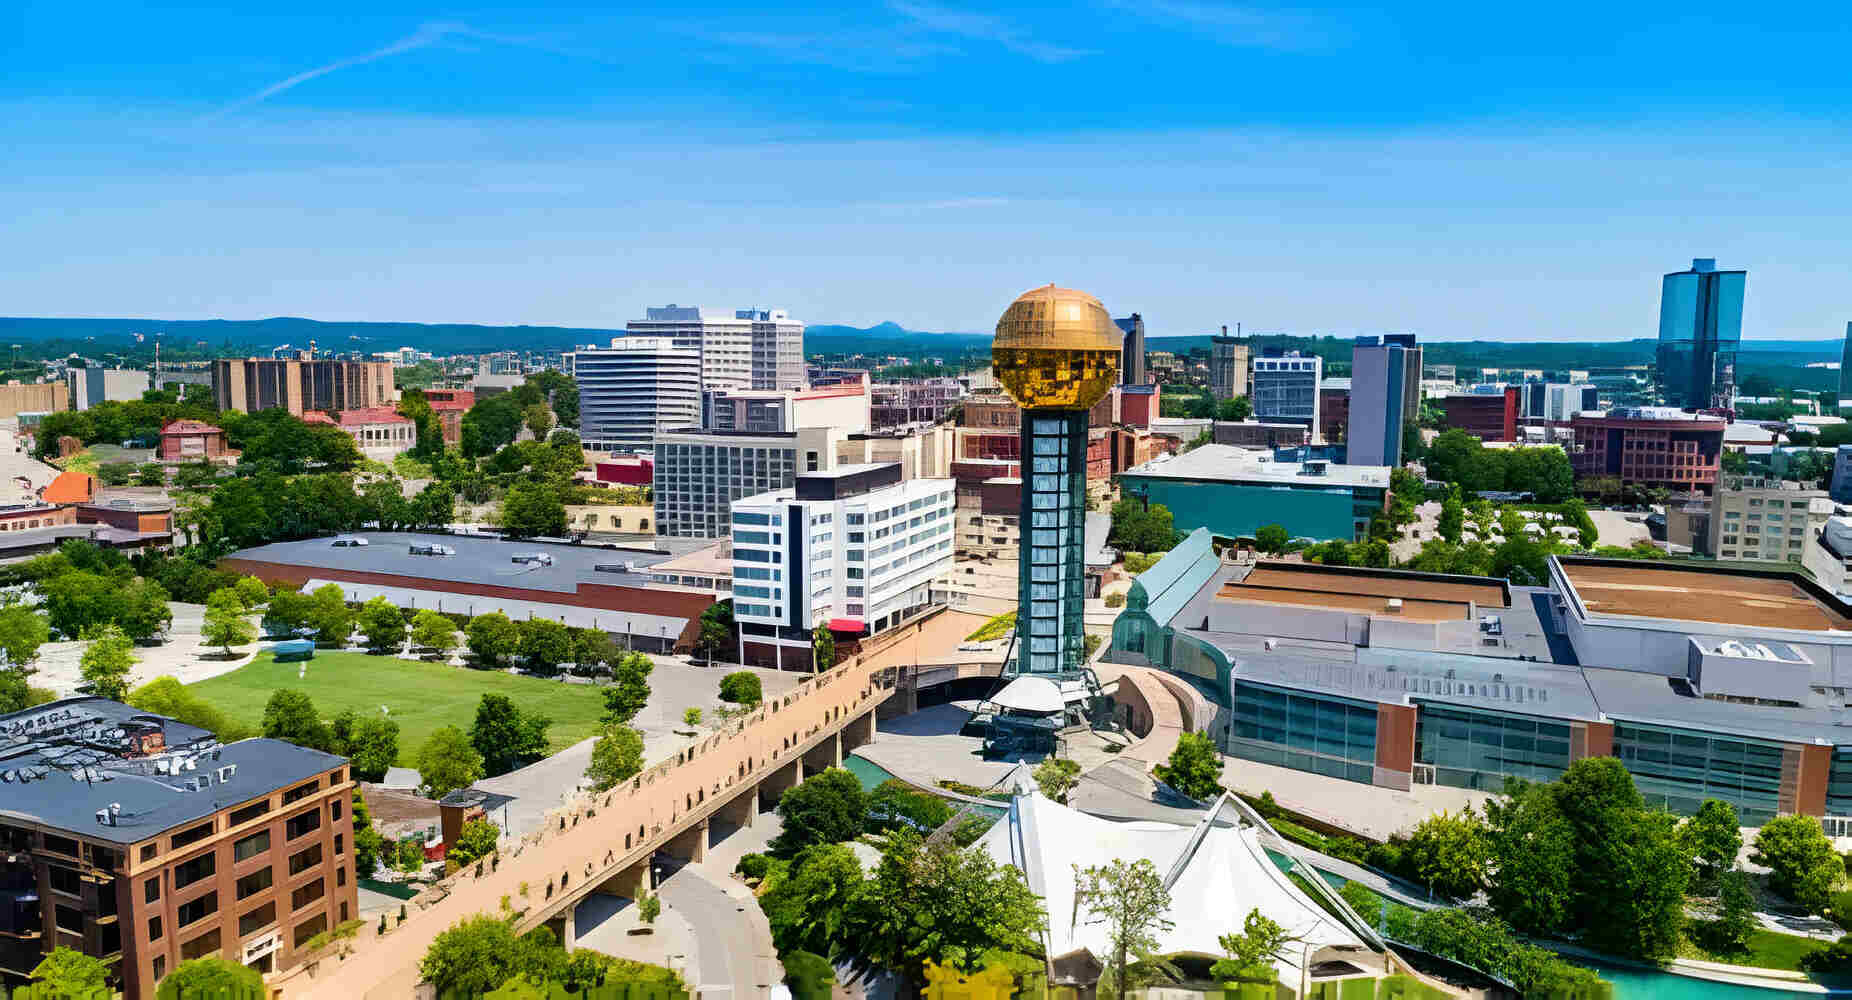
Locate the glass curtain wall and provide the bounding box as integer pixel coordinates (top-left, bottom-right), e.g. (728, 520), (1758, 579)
(1612, 721), (1783, 824)
(1018, 411), (1087, 674)
(1228, 681), (1378, 784)
(1414, 703), (1573, 791)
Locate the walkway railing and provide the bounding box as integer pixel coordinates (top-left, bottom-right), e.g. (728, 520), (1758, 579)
(273, 650), (896, 1000)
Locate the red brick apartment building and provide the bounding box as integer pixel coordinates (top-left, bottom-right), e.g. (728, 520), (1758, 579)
(0, 698), (355, 998)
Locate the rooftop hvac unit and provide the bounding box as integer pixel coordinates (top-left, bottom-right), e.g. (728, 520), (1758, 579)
(217, 765), (237, 783)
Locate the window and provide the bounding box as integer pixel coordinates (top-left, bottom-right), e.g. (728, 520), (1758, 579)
(47, 866), (80, 896)
(171, 821), (213, 851)
(180, 928), (221, 961)
(291, 878), (324, 911)
(236, 867), (273, 900)
(174, 852), (216, 890)
(282, 779), (320, 805)
(292, 914), (327, 948)
(334, 834), (344, 856)
(330, 798), (343, 823)
(337, 865), (347, 887)
(239, 901), (276, 936)
(288, 844), (322, 876)
(145, 877), (161, 904)
(233, 831), (269, 863)
(42, 834), (79, 857)
(56, 904), (84, 933)
(285, 809), (320, 841)
(177, 892), (218, 928)
(148, 915), (163, 941)
(228, 800), (268, 827)
(141, 844), (158, 863)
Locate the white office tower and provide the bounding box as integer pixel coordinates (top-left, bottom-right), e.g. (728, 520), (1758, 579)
(626, 305), (804, 392)
(571, 338), (701, 453)
(730, 463), (955, 669)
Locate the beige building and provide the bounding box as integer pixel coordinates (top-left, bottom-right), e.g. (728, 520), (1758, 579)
(834, 424), (954, 481)
(0, 380), (69, 419)
(565, 504), (654, 536)
(212, 359), (394, 416)
(1710, 476), (1832, 564)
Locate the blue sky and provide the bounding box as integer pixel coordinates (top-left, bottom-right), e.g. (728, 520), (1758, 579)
(6, 2), (1851, 341)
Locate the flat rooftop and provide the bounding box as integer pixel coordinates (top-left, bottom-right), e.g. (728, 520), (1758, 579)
(1218, 563), (1510, 623)
(228, 531), (675, 594)
(1123, 444), (1390, 490)
(1559, 559), (1852, 632)
(0, 697), (344, 844)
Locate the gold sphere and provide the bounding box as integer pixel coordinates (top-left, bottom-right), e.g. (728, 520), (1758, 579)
(991, 284), (1121, 410)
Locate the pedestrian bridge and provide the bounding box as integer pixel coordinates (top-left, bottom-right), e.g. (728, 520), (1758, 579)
(272, 644), (903, 999)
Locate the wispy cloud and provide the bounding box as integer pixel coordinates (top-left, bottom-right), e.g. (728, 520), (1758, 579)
(200, 21), (569, 123)
(681, 27), (959, 74)
(889, 1), (1096, 63)
(1100, 0), (1338, 50)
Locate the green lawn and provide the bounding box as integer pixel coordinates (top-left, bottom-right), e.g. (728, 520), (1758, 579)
(1681, 927), (1828, 971)
(189, 652), (607, 765)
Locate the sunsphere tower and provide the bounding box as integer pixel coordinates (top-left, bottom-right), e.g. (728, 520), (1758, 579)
(991, 285), (1121, 676)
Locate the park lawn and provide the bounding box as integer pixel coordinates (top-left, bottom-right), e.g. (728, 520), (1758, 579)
(188, 652), (607, 765)
(1682, 927), (1828, 971)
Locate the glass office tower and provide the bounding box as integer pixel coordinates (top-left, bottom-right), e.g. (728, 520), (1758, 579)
(992, 285), (1120, 676)
(1657, 258), (1746, 409)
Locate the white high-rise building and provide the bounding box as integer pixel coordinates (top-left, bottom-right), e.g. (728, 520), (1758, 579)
(730, 463), (955, 669)
(570, 338), (701, 453)
(625, 305), (804, 392)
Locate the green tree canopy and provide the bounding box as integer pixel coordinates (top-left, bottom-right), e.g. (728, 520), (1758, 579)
(410, 609), (460, 655)
(449, 818), (500, 867)
(417, 725), (485, 799)
(762, 842), (865, 959)
(128, 675), (252, 741)
(517, 618), (574, 673)
(153, 957), (265, 1000)
(1753, 814), (1841, 912)
(1074, 858), (1177, 999)
(1682, 799), (1743, 890)
(79, 624), (137, 701)
(466, 611), (521, 665)
(1401, 806), (1491, 900)
(853, 830), (1046, 977)
(356, 596), (408, 652)
(1253, 523), (1289, 555)
(201, 587), (257, 654)
(262, 688), (333, 752)
(585, 724), (645, 791)
(719, 670), (763, 706)
(470, 693), (551, 777)
(771, 767), (869, 857)
(602, 651), (653, 725)
(1153, 731), (1222, 801)
(31, 946), (110, 996)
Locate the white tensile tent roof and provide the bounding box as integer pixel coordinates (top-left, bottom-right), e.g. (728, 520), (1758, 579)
(989, 676), (1066, 714)
(976, 788), (1369, 981)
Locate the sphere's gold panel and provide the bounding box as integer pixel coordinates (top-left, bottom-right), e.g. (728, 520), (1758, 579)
(992, 284), (1121, 410)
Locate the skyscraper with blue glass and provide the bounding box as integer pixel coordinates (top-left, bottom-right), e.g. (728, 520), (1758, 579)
(991, 285), (1120, 676)
(1656, 257), (1745, 409)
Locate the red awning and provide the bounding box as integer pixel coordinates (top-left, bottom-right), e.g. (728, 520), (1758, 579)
(828, 617), (866, 633)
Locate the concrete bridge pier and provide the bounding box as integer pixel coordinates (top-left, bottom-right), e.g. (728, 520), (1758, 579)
(717, 785), (757, 830)
(759, 758), (802, 812)
(595, 859), (652, 902)
(801, 733), (842, 776)
(842, 709), (876, 754)
(662, 819), (709, 865)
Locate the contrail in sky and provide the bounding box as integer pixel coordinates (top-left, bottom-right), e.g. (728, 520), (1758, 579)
(201, 21), (470, 123)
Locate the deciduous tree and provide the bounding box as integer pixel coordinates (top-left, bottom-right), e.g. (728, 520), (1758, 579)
(356, 596), (407, 652)
(1682, 799), (1743, 891)
(417, 725), (485, 799)
(1153, 731), (1222, 801)
(1033, 757), (1081, 804)
(771, 767), (868, 857)
(78, 624), (137, 701)
(410, 609), (459, 656)
(853, 830), (1045, 978)
(201, 587), (256, 654)
(1401, 806), (1491, 900)
(262, 689), (332, 752)
(470, 693), (550, 777)
(467, 612), (521, 665)
(517, 618), (573, 673)
(602, 651), (652, 724)
(1753, 814), (1841, 913)
(584, 724), (644, 791)
(1074, 858), (1177, 1000)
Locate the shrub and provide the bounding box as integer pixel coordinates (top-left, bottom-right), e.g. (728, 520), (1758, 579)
(737, 853), (772, 880)
(719, 670), (763, 706)
(1103, 591), (1125, 608)
(783, 950), (835, 1000)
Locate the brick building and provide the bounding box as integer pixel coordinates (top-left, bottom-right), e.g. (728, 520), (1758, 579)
(1570, 408), (1726, 493)
(0, 698), (355, 997)
(212, 359), (394, 417)
(1438, 388), (1519, 442)
(158, 420), (229, 461)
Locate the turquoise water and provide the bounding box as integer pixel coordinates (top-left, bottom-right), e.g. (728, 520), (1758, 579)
(843, 753), (1008, 819)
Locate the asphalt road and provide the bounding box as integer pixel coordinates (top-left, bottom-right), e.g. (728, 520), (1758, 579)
(654, 860), (776, 1000)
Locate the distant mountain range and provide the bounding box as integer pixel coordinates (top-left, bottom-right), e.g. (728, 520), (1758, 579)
(0, 316), (1840, 368)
